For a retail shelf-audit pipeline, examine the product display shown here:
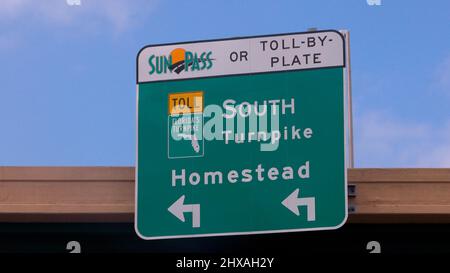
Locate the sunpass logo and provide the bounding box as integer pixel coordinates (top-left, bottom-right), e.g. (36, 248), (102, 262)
(149, 48), (213, 75)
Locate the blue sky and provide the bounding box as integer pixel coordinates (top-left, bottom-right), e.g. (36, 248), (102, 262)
(0, 0), (449, 167)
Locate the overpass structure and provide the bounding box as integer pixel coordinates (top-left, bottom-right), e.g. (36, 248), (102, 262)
(0, 167), (449, 224)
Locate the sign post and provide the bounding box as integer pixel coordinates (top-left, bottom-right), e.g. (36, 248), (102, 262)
(136, 30), (348, 240)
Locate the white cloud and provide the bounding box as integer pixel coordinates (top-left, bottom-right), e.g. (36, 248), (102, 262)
(355, 110), (450, 167)
(0, 0), (158, 32)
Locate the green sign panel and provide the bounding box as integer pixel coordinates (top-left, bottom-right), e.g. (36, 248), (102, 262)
(136, 30), (348, 240)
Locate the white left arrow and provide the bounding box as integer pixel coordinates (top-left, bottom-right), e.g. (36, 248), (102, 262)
(168, 195), (201, 228)
(281, 188), (316, 221)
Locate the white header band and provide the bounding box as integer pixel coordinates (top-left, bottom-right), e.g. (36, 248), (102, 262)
(137, 30), (345, 83)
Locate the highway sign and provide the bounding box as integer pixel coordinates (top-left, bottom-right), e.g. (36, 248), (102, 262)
(136, 30), (348, 239)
